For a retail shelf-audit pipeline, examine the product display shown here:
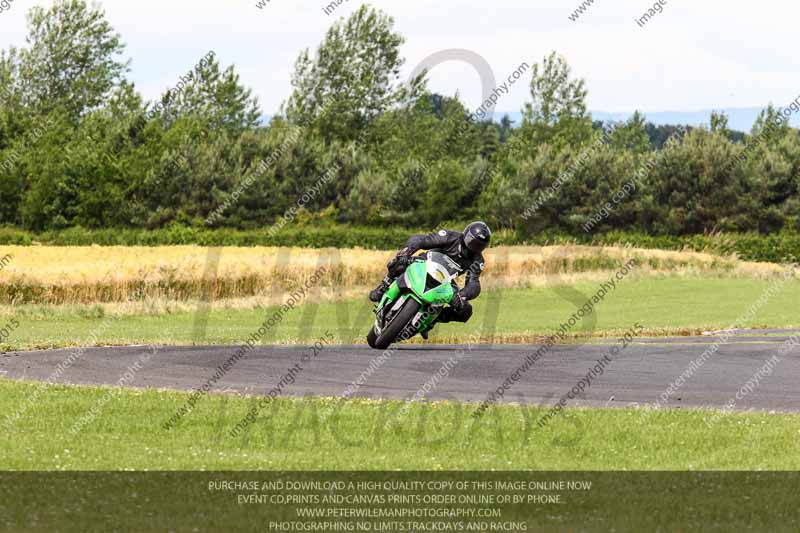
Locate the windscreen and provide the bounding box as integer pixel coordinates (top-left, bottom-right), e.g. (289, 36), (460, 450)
(426, 251), (463, 283)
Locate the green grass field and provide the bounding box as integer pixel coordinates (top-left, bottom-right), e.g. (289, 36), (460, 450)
(2, 379), (800, 470)
(2, 276), (798, 350)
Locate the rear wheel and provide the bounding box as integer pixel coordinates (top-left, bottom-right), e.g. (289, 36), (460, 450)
(367, 298), (421, 350)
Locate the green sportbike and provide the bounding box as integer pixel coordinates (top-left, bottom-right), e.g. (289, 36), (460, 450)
(367, 251), (462, 349)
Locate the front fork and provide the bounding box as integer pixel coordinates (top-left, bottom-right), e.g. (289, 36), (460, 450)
(375, 280), (443, 334)
(375, 281), (410, 332)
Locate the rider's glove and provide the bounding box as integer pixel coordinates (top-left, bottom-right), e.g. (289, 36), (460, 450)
(387, 254), (412, 270)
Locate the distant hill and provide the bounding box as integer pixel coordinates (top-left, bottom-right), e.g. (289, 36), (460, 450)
(263, 107), (800, 132)
(493, 108), (800, 133)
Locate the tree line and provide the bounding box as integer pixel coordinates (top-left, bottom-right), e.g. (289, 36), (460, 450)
(0, 1), (798, 236)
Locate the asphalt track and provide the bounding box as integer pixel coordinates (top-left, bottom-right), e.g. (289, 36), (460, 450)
(2, 330), (799, 411)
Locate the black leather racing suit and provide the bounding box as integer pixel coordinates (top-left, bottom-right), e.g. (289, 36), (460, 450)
(388, 229), (485, 323)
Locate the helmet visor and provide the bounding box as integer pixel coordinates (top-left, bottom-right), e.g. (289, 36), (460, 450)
(464, 231), (488, 253)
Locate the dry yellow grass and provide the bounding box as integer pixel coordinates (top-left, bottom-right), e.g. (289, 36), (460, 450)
(0, 244), (790, 307)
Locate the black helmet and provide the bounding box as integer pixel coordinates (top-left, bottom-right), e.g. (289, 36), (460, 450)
(463, 221), (491, 254)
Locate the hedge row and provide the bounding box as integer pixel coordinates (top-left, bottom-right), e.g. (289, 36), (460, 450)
(0, 225), (796, 264)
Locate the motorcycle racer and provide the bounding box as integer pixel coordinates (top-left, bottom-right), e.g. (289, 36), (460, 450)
(369, 222), (491, 330)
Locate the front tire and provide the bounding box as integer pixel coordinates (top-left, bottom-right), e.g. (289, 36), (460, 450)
(367, 298), (421, 350)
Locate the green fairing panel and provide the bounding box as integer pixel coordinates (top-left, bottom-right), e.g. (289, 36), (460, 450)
(422, 283), (454, 305)
(382, 280), (401, 304)
(404, 261), (428, 296)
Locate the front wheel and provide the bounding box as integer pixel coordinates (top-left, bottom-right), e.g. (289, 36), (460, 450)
(367, 298), (421, 350)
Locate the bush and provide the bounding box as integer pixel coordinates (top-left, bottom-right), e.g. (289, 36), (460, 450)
(0, 227), (34, 245)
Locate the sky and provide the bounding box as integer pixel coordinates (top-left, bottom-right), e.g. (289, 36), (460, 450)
(1, 0), (799, 118)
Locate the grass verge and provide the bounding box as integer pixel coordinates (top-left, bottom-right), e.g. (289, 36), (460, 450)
(1, 277), (798, 350)
(1, 380), (799, 470)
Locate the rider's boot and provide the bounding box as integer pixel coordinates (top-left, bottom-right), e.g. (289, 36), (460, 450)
(369, 276), (392, 303)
